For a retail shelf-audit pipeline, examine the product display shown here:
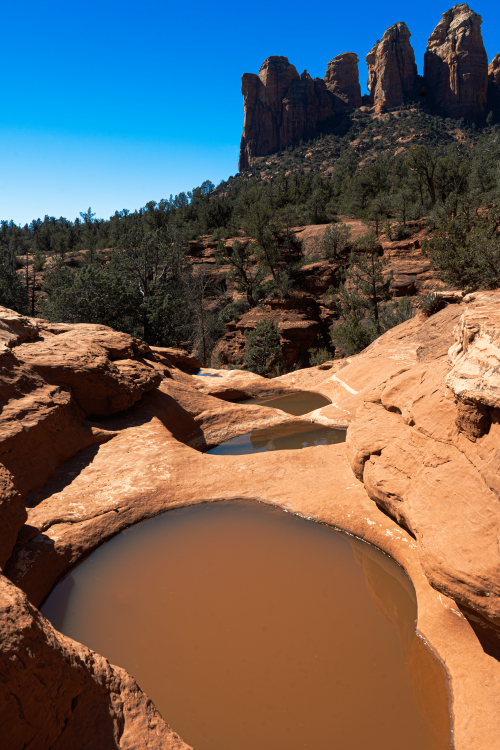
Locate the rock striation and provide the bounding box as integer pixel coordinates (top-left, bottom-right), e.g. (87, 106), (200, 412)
(324, 52), (362, 108)
(239, 56), (340, 170)
(424, 3), (488, 119)
(366, 22), (419, 111)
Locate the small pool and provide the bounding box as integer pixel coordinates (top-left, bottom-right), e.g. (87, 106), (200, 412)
(241, 390), (331, 415)
(207, 421), (345, 455)
(41, 500), (450, 750)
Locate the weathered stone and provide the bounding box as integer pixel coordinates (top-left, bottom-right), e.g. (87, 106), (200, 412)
(0, 575), (192, 750)
(366, 22), (418, 111)
(489, 53), (500, 88)
(424, 4), (488, 118)
(239, 56), (340, 170)
(324, 52), (362, 107)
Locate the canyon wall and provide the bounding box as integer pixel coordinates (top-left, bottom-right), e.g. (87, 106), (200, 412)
(239, 4), (494, 167)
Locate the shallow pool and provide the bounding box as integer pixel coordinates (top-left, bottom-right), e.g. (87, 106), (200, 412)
(241, 390), (331, 415)
(41, 500), (450, 750)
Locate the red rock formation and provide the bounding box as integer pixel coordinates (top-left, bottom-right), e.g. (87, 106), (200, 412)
(366, 22), (418, 111)
(0, 575), (192, 750)
(239, 56), (341, 170)
(489, 53), (500, 88)
(424, 4), (488, 118)
(324, 52), (362, 107)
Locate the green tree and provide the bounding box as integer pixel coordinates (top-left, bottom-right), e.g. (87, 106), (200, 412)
(424, 210), (500, 292)
(244, 319), (283, 375)
(216, 240), (266, 307)
(322, 222), (351, 261)
(0, 254), (29, 314)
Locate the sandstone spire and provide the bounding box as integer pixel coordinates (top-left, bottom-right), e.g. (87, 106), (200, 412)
(424, 4), (488, 118)
(489, 53), (500, 89)
(324, 53), (362, 108)
(366, 22), (418, 111)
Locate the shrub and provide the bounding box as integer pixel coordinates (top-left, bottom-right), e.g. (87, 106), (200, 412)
(308, 347), (331, 366)
(420, 292), (445, 317)
(322, 222), (351, 261)
(244, 319), (283, 375)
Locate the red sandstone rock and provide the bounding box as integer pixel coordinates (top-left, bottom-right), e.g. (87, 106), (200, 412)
(14, 326), (161, 416)
(5, 296), (500, 748)
(424, 3), (488, 118)
(0, 575), (192, 750)
(150, 346), (203, 372)
(239, 56), (340, 170)
(489, 53), (500, 88)
(366, 22), (418, 112)
(324, 52), (362, 108)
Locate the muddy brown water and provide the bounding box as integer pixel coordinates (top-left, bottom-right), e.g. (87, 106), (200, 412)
(208, 421), (346, 455)
(41, 500), (450, 750)
(241, 390), (331, 415)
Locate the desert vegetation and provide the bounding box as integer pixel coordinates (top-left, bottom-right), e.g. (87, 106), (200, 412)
(1, 110), (500, 372)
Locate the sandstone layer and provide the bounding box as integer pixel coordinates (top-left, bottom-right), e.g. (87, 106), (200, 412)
(424, 3), (488, 119)
(366, 22), (418, 111)
(324, 53), (362, 108)
(2, 300), (500, 748)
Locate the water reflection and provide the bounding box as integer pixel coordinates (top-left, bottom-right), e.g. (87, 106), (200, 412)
(241, 390), (331, 416)
(208, 421), (346, 455)
(41, 500), (450, 750)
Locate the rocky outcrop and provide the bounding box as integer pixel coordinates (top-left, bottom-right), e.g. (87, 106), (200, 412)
(0, 575), (191, 750)
(3, 302), (500, 748)
(238, 56), (341, 170)
(424, 3), (488, 118)
(489, 53), (500, 88)
(324, 53), (362, 107)
(366, 22), (418, 111)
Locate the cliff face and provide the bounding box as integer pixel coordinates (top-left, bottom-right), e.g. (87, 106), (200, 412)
(424, 3), (488, 118)
(366, 22), (419, 111)
(239, 5), (492, 169)
(324, 52), (362, 108)
(239, 56), (340, 171)
(489, 53), (500, 88)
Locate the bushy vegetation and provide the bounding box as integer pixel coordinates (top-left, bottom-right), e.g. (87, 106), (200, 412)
(1, 109), (499, 365)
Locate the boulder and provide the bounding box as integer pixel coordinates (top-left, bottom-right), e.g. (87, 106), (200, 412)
(14, 326), (161, 416)
(366, 22), (418, 111)
(424, 3), (488, 118)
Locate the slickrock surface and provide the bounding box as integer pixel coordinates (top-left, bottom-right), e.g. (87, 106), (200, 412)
(0, 576), (191, 750)
(366, 22), (418, 111)
(3, 297), (500, 749)
(424, 3), (488, 118)
(239, 56), (340, 170)
(324, 52), (362, 107)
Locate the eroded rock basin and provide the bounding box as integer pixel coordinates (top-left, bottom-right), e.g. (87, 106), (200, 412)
(208, 421), (346, 455)
(41, 500), (450, 750)
(240, 390), (331, 415)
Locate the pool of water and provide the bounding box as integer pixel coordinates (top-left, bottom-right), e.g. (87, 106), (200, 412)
(241, 390), (331, 415)
(207, 421), (345, 455)
(41, 500), (450, 750)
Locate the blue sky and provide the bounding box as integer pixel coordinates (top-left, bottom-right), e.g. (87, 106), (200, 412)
(1, 0), (498, 225)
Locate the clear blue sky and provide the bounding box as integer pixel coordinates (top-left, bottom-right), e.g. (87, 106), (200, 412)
(1, 0), (498, 225)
